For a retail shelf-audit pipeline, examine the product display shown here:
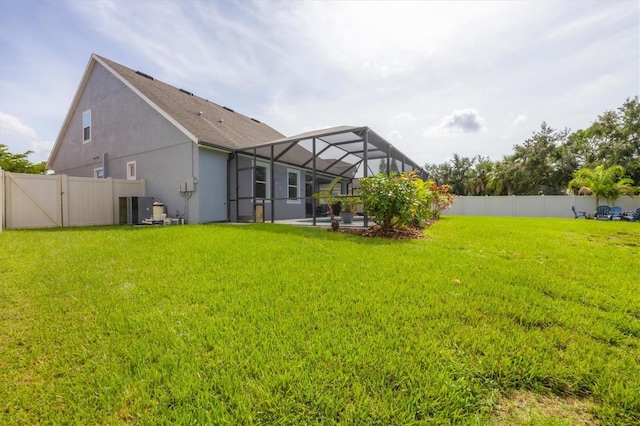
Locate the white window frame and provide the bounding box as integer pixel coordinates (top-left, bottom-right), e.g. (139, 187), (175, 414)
(286, 168), (301, 204)
(254, 161), (270, 202)
(82, 110), (91, 143)
(126, 161), (136, 180)
(94, 167), (104, 178)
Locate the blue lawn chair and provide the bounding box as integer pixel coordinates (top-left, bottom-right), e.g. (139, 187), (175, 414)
(610, 206), (623, 221)
(595, 205), (611, 220)
(622, 208), (640, 222)
(571, 205), (587, 219)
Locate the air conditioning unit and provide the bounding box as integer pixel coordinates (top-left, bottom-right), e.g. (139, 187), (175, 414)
(119, 197), (153, 224)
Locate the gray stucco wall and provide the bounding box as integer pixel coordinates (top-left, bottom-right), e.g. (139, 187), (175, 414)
(50, 61), (201, 222)
(229, 154), (307, 221)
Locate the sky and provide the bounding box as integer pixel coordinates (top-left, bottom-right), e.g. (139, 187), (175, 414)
(0, 0), (638, 167)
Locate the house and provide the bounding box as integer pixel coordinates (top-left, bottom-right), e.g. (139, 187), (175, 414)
(48, 54), (423, 223)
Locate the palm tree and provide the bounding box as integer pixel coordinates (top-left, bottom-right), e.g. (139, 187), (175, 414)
(313, 177), (341, 231)
(568, 165), (637, 208)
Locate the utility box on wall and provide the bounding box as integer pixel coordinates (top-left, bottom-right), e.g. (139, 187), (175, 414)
(119, 196), (153, 224)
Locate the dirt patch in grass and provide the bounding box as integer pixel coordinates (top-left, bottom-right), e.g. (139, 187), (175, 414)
(490, 390), (598, 425)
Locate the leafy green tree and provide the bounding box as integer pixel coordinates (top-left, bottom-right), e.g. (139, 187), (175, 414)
(448, 154), (474, 195)
(487, 156), (521, 195)
(424, 154), (479, 195)
(568, 164), (637, 208)
(573, 97), (640, 185)
(510, 122), (569, 194)
(424, 161), (452, 188)
(0, 144), (46, 174)
(313, 177), (341, 231)
(466, 156), (493, 195)
(426, 97), (639, 195)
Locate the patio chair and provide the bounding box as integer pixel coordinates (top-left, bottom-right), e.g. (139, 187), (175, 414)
(595, 205), (611, 220)
(609, 206), (623, 221)
(571, 205), (587, 219)
(622, 207), (640, 222)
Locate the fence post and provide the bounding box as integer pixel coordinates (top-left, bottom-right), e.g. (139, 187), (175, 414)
(106, 177), (114, 224)
(60, 174), (69, 227)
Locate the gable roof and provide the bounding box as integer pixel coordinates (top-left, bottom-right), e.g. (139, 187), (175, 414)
(49, 54), (424, 179)
(49, 54), (284, 165)
(95, 55), (285, 150)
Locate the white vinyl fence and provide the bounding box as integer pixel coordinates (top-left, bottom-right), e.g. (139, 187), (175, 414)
(444, 195), (640, 218)
(1, 169), (146, 229)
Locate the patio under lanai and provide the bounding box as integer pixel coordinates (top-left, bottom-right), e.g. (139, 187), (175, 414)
(227, 125), (424, 226)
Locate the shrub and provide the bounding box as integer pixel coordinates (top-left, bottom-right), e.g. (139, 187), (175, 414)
(360, 171), (456, 231)
(360, 173), (415, 231)
(339, 196), (360, 213)
(427, 182), (456, 219)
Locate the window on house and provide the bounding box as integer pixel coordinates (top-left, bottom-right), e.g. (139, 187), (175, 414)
(255, 165), (267, 199)
(287, 169), (300, 203)
(127, 161), (136, 180)
(82, 110), (91, 142)
(94, 168), (104, 178)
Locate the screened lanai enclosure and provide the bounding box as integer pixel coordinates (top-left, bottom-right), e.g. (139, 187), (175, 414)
(227, 126), (424, 225)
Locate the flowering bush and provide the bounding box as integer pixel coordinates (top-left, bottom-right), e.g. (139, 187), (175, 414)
(359, 173), (414, 232)
(359, 171), (456, 231)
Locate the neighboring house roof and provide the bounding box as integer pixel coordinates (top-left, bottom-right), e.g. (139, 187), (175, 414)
(49, 54), (285, 165)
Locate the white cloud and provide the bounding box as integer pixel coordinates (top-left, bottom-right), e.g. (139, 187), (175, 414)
(30, 140), (54, 162)
(0, 112), (39, 140)
(387, 130), (402, 142)
(424, 108), (486, 138)
(1, 0), (637, 168)
(0, 112), (53, 162)
(391, 113), (416, 126)
(510, 114), (528, 127)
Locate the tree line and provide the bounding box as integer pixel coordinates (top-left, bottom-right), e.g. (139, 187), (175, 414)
(425, 97), (639, 196)
(0, 144), (47, 174)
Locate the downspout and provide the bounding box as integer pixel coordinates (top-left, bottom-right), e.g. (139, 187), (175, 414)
(235, 152), (239, 222)
(252, 148), (257, 222)
(102, 152), (108, 177)
(226, 151), (235, 222)
(270, 144), (275, 223)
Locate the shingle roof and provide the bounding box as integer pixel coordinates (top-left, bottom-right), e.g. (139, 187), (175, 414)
(95, 55), (285, 151)
(50, 54), (423, 178)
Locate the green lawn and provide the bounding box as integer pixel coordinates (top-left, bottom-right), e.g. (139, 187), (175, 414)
(1, 217), (639, 425)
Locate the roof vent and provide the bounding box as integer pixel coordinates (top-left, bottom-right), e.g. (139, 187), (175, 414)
(251, 118), (261, 123)
(197, 111), (203, 116)
(218, 119), (224, 123)
(179, 88), (194, 96)
(136, 70), (154, 80)
(222, 106), (235, 113)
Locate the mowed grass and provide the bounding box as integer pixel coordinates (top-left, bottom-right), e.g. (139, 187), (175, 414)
(1, 217), (639, 425)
